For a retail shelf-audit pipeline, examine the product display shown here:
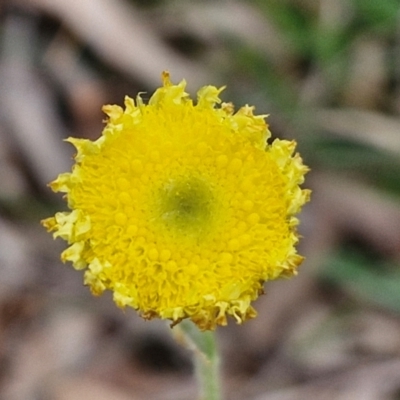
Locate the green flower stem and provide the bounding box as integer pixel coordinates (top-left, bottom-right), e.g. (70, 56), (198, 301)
(175, 320), (221, 400)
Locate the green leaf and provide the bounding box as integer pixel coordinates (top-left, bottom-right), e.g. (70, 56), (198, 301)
(321, 249), (400, 313)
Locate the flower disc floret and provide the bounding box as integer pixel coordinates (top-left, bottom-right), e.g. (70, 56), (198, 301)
(42, 72), (310, 330)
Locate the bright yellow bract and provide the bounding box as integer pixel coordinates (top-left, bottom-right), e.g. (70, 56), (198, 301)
(42, 72), (310, 330)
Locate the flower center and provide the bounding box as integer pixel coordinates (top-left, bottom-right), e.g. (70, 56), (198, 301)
(156, 177), (214, 237)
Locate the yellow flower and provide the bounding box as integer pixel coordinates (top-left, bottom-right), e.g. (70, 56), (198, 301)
(42, 72), (310, 330)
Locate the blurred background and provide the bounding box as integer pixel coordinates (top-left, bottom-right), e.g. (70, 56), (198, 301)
(1, 0), (400, 399)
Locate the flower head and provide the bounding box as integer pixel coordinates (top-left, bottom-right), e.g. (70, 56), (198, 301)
(42, 72), (310, 330)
